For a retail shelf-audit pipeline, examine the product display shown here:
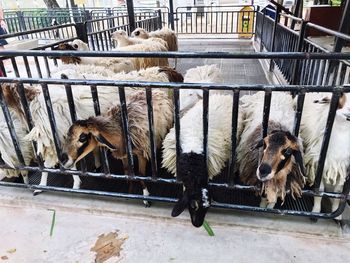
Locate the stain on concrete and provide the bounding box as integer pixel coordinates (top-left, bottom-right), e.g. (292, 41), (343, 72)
(91, 231), (128, 263)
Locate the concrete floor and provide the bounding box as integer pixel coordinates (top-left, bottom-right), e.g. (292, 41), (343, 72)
(1, 39), (350, 262)
(0, 188), (349, 263)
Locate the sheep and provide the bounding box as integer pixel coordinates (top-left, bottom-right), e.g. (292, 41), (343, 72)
(131, 27), (178, 52)
(111, 30), (169, 68)
(299, 92), (350, 220)
(25, 67), (183, 194)
(162, 94), (243, 227)
(180, 64), (222, 114)
(61, 90), (174, 207)
(0, 84), (39, 183)
(131, 27), (178, 68)
(111, 30), (169, 50)
(52, 39), (135, 73)
(237, 92), (305, 209)
(54, 38), (168, 70)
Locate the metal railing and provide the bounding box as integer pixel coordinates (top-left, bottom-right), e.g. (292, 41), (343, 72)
(175, 5), (255, 36)
(255, 7), (350, 86)
(0, 11), (350, 223)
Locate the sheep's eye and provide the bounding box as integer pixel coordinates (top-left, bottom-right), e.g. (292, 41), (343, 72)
(135, 31), (140, 36)
(283, 148), (292, 156)
(73, 44), (78, 49)
(79, 133), (88, 143)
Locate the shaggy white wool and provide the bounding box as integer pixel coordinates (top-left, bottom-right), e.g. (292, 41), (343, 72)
(300, 93), (350, 186)
(0, 109), (34, 178)
(162, 94), (243, 179)
(131, 27), (178, 52)
(180, 64), (223, 114)
(26, 67), (178, 167)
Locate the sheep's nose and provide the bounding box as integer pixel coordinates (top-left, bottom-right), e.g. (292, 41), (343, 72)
(258, 163), (271, 178)
(61, 153), (69, 165)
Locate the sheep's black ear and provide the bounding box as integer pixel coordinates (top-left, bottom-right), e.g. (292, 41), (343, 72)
(95, 134), (117, 150)
(171, 193), (188, 217)
(293, 149), (306, 177)
(255, 139), (264, 149)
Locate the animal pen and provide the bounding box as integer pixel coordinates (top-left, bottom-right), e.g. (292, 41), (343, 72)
(0, 6), (350, 225)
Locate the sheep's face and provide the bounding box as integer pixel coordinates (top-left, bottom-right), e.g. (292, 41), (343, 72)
(61, 122), (98, 168)
(314, 93), (350, 122)
(71, 39), (90, 51)
(111, 30), (128, 41)
(256, 131), (305, 182)
(171, 152), (211, 227)
(61, 119), (122, 168)
(52, 42), (81, 64)
(131, 28), (148, 39)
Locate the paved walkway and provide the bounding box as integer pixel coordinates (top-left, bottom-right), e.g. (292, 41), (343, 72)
(0, 188), (349, 263)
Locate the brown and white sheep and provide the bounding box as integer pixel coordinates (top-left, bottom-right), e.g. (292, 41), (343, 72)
(237, 92), (306, 208)
(61, 90), (174, 206)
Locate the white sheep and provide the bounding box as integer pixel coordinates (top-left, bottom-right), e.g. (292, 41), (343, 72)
(131, 27), (178, 68)
(0, 84), (38, 184)
(237, 91), (305, 209)
(180, 64), (222, 114)
(111, 30), (169, 50)
(299, 92), (350, 220)
(131, 27), (178, 52)
(162, 94), (243, 227)
(111, 31), (169, 69)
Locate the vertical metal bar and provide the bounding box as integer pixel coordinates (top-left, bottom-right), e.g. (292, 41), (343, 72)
(292, 91), (305, 137)
(173, 87), (181, 178)
(291, 20), (307, 85)
(313, 91), (341, 190)
(262, 90), (272, 138)
(203, 88), (209, 171)
(118, 86), (135, 176)
(0, 60), (6, 77)
(22, 56), (32, 78)
(126, 0), (136, 32)
(145, 87), (158, 178)
(16, 83), (43, 167)
(10, 58), (20, 77)
(34, 57), (43, 79)
(333, 0), (350, 53)
(260, 10), (266, 51)
(0, 88), (25, 165)
(228, 89), (240, 186)
(269, 7), (281, 72)
(41, 83), (62, 167)
(44, 57), (51, 78)
(90, 85), (110, 174)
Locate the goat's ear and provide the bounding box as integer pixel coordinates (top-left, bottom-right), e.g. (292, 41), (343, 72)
(94, 134), (117, 150)
(255, 139), (264, 149)
(171, 192), (188, 217)
(293, 149), (306, 177)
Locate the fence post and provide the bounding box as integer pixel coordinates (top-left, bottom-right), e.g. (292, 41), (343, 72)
(259, 9), (266, 52)
(126, 0), (136, 32)
(291, 20), (307, 85)
(75, 22), (88, 43)
(157, 9), (162, 29)
(169, 0), (175, 30)
(269, 6), (281, 72)
(16, 11), (28, 39)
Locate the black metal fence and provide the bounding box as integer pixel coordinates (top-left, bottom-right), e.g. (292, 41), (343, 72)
(0, 11), (350, 223)
(255, 8), (350, 86)
(175, 5), (255, 36)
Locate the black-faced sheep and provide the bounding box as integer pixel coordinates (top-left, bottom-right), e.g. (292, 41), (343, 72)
(162, 94), (243, 227)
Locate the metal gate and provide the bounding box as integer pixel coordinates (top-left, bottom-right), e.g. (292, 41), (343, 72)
(0, 15), (350, 223)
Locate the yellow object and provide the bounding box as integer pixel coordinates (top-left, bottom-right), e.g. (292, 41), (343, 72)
(238, 6), (254, 38)
(75, 0), (86, 5)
